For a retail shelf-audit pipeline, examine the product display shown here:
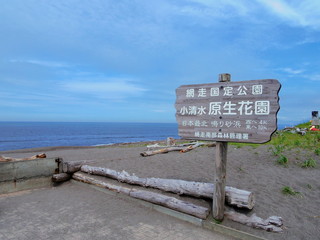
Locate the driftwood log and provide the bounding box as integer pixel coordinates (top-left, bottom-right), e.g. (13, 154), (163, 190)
(72, 172), (209, 219)
(0, 153), (46, 162)
(141, 142), (215, 157)
(80, 165), (255, 209)
(52, 173), (71, 182)
(225, 209), (283, 232)
(62, 161), (86, 174)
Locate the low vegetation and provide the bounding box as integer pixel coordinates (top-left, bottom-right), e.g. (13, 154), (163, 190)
(229, 121), (319, 167)
(281, 186), (300, 196)
(301, 158), (317, 168)
(277, 155), (288, 166)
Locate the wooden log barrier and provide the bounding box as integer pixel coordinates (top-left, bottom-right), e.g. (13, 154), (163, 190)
(52, 173), (71, 182)
(80, 165), (255, 209)
(225, 209), (283, 232)
(62, 161), (86, 174)
(130, 189), (209, 219)
(72, 172), (209, 219)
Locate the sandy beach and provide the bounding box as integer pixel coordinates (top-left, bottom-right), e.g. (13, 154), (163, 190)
(1, 140), (319, 240)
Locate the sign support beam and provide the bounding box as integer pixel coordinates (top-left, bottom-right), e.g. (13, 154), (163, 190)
(213, 73), (230, 221)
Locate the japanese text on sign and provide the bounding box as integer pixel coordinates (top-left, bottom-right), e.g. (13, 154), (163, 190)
(175, 79), (281, 143)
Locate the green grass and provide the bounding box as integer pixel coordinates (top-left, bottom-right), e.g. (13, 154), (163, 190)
(301, 158), (317, 168)
(229, 122), (320, 152)
(282, 186), (300, 196)
(277, 155), (288, 166)
(295, 121), (312, 129)
(271, 144), (285, 156)
(229, 142), (259, 149)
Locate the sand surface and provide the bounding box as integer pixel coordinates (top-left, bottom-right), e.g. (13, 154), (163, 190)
(1, 141), (319, 240)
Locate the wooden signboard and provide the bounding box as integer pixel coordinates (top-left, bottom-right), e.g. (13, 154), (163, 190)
(175, 79), (281, 143)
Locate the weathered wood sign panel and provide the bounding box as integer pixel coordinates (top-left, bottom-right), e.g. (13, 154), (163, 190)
(175, 79), (281, 143)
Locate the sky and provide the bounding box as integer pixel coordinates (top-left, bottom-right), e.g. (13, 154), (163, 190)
(0, 0), (320, 125)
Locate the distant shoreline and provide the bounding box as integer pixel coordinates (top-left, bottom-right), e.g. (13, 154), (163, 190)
(0, 140), (163, 154)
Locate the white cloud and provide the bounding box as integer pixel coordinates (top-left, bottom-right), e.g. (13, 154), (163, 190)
(308, 74), (320, 81)
(62, 78), (147, 100)
(9, 59), (70, 68)
(186, 0), (250, 16)
(178, 0), (252, 22)
(257, 0), (320, 29)
(280, 67), (304, 75)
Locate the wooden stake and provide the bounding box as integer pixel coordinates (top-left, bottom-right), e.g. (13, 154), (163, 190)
(213, 73), (230, 221)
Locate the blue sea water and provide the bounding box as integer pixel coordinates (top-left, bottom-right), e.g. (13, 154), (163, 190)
(0, 122), (290, 151)
(0, 122), (179, 151)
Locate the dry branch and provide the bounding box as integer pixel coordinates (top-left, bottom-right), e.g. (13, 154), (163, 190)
(72, 172), (209, 219)
(80, 165), (254, 209)
(0, 153), (46, 162)
(225, 209), (283, 232)
(141, 142), (215, 157)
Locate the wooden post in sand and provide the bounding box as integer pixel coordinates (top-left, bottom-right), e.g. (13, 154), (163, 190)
(212, 73), (230, 221)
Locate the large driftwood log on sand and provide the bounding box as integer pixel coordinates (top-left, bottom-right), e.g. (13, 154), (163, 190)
(0, 153), (46, 162)
(225, 209), (283, 232)
(72, 172), (209, 219)
(80, 165), (255, 209)
(140, 142), (215, 157)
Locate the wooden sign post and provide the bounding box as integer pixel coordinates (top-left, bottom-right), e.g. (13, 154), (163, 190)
(175, 73), (281, 221)
(213, 73), (230, 220)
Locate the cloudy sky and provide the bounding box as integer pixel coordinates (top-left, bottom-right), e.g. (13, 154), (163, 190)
(0, 0), (319, 125)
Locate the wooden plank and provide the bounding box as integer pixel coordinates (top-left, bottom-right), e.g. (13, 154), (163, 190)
(175, 79), (281, 143)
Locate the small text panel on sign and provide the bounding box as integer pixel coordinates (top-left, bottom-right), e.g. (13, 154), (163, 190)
(175, 79), (281, 143)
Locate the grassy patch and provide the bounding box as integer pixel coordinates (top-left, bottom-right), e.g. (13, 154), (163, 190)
(269, 130), (320, 151)
(271, 144), (285, 156)
(295, 121), (312, 129)
(229, 122), (319, 152)
(282, 186), (300, 196)
(301, 158), (317, 168)
(277, 155), (288, 166)
(229, 142), (259, 149)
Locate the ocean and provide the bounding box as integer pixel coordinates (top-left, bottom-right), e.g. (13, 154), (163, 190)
(0, 122), (179, 151)
(0, 122), (289, 152)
